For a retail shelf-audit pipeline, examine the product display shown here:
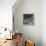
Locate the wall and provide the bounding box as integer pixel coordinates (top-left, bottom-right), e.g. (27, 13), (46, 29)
(41, 0), (46, 46)
(0, 0), (16, 30)
(13, 0), (41, 46)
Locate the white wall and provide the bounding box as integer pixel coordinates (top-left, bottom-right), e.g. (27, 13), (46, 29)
(0, 0), (16, 29)
(13, 0), (41, 46)
(41, 0), (46, 46)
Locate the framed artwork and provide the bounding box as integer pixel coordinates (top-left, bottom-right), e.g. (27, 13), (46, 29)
(13, 13), (15, 31)
(23, 14), (34, 25)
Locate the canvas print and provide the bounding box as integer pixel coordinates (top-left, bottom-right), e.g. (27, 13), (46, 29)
(23, 14), (34, 25)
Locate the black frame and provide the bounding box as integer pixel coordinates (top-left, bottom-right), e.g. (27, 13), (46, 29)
(23, 14), (34, 25)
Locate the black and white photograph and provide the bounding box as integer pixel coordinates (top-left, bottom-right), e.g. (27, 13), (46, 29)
(23, 14), (34, 25)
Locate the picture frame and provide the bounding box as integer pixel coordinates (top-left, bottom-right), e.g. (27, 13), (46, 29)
(23, 14), (34, 25)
